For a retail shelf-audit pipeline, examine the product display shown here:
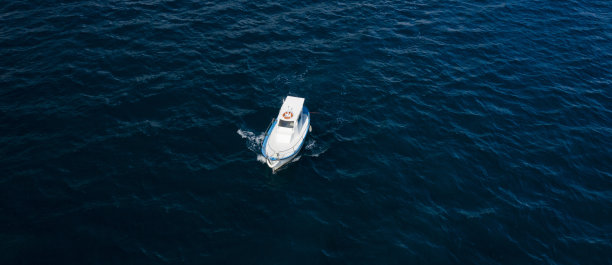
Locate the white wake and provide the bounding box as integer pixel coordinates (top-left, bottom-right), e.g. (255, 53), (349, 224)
(237, 129), (267, 164)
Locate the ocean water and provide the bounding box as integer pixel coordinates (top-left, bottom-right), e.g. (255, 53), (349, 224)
(1, 0), (611, 264)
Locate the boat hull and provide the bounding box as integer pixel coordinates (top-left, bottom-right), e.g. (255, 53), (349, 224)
(261, 106), (310, 171)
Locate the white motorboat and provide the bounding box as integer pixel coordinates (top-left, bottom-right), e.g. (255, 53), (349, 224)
(261, 96), (310, 171)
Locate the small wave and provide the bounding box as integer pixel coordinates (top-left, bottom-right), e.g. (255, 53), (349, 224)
(304, 139), (328, 157)
(256, 154), (267, 164)
(305, 139), (316, 150)
(237, 128), (265, 152)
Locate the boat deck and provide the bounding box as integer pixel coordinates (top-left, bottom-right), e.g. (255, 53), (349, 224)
(263, 107), (310, 161)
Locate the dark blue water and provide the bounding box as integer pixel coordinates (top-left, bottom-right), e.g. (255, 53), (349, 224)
(2, 0), (611, 264)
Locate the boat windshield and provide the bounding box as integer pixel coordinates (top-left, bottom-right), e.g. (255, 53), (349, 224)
(279, 120), (294, 128)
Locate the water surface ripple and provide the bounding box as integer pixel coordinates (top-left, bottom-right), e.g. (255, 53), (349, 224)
(1, 0), (611, 264)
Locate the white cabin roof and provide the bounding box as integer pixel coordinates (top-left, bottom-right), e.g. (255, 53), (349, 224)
(277, 96), (304, 122)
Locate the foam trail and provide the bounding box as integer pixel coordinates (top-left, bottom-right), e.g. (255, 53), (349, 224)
(237, 129), (265, 152)
(305, 139), (316, 150)
(256, 154), (267, 164)
(304, 139), (328, 157)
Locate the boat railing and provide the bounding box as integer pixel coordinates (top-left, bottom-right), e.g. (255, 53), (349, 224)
(262, 117), (281, 160)
(265, 115), (309, 161)
(264, 117), (276, 138)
